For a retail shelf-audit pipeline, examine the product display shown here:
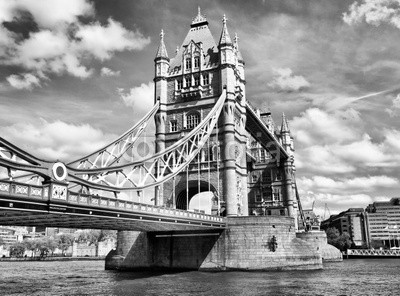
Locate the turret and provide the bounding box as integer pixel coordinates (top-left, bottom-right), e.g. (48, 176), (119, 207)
(280, 113), (292, 153)
(154, 29), (169, 104)
(218, 15), (235, 93)
(234, 33), (245, 80)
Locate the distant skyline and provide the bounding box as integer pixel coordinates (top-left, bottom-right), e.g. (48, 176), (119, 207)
(1, 0), (400, 216)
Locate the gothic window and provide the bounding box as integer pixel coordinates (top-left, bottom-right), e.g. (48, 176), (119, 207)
(184, 76), (191, 88)
(194, 56), (200, 68)
(186, 113), (200, 129)
(252, 173), (258, 183)
(260, 149), (266, 162)
(255, 190), (262, 202)
(272, 188), (281, 201)
(170, 120), (178, 132)
(176, 79), (183, 90)
(202, 73), (209, 85)
(185, 58), (192, 70)
(194, 75), (200, 86)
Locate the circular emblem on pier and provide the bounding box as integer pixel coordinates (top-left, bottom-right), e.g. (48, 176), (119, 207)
(52, 162), (67, 181)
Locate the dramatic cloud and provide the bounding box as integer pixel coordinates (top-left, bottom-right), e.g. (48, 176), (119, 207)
(291, 107), (400, 175)
(0, 0), (94, 27)
(118, 82), (154, 115)
(268, 68), (310, 92)
(1, 119), (116, 161)
(343, 0), (400, 29)
(100, 67), (121, 77)
(6, 73), (41, 90)
(386, 93), (400, 116)
(0, 0), (150, 89)
(291, 108), (360, 146)
(298, 175), (399, 195)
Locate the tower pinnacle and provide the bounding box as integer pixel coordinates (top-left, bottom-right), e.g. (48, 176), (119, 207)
(191, 6), (208, 27)
(281, 113), (290, 133)
(219, 14), (232, 45)
(234, 32), (244, 63)
(155, 29), (169, 60)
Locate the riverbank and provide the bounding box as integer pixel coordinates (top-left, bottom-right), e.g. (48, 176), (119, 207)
(0, 256), (105, 262)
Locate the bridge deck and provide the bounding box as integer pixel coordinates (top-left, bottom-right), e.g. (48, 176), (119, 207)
(0, 180), (226, 231)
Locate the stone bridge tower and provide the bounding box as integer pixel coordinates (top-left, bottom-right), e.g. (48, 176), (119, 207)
(154, 8), (248, 216)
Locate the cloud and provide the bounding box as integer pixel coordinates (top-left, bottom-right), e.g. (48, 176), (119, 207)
(325, 88), (396, 111)
(100, 67), (121, 77)
(343, 0), (400, 29)
(291, 107), (400, 174)
(300, 192), (375, 217)
(0, 0), (150, 89)
(1, 119), (116, 161)
(118, 82), (154, 115)
(386, 93), (400, 116)
(291, 108), (360, 146)
(0, 0), (94, 28)
(6, 73), (41, 90)
(298, 175), (399, 195)
(76, 18), (150, 61)
(268, 68), (310, 92)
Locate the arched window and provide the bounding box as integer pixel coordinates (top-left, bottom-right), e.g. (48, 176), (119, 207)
(170, 120), (178, 132)
(186, 113), (200, 129)
(185, 58), (192, 70)
(176, 79), (183, 90)
(194, 56), (200, 68)
(202, 73), (209, 85)
(194, 75), (200, 86)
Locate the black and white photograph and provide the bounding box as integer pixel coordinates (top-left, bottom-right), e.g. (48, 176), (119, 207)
(0, 0), (400, 295)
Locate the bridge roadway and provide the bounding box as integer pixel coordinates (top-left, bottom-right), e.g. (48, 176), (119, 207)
(0, 180), (226, 231)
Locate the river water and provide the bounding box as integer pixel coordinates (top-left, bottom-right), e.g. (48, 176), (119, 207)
(0, 259), (399, 296)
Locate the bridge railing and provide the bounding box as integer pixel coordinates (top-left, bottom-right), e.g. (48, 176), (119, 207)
(0, 180), (225, 223)
(347, 249), (400, 256)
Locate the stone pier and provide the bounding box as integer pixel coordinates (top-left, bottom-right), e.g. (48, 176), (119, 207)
(296, 231), (343, 262)
(106, 216), (323, 271)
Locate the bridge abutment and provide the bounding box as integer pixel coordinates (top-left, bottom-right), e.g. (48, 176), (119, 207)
(106, 216), (323, 271)
(296, 231), (343, 262)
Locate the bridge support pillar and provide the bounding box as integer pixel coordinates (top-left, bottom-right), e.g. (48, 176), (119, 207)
(283, 159), (295, 217)
(105, 230), (151, 270)
(222, 91), (238, 217)
(106, 217), (323, 271)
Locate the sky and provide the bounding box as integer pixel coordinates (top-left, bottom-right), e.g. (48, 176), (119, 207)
(1, 0), (400, 217)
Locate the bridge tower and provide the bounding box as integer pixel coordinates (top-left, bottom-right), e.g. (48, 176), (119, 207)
(153, 8), (248, 216)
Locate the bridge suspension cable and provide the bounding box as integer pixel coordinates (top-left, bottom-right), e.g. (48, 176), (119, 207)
(67, 90), (226, 192)
(68, 101), (160, 170)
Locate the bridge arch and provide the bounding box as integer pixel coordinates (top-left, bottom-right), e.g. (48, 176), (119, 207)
(175, 180), (218, 215)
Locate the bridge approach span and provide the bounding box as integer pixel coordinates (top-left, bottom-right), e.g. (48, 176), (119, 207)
(0, 180), (226, 231)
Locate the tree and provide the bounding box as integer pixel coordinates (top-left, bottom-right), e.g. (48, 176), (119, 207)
(9, 242), (26, 257)
(56, 233), (75, 256)
(325, 227), (352, 251)
(23, 239), (38, 257)
(75, 230), (116, 256)
(33, 237), (58, 258)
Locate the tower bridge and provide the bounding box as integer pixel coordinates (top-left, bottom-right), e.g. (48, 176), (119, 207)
(0, 9), (341, 270)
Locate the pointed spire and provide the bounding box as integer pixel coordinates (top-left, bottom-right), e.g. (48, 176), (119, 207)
(281, 113), (290, 133)
(191, 6), (208, 27)
(234, 33), (244, 62)
(155, 29), (169, 60)
(219, 14), (232, 46)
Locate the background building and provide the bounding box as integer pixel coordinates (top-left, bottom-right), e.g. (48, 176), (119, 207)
(321, 208), (369, 248)
(365, 197), (400, 249)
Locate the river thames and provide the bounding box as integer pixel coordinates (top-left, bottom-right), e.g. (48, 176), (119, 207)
(0, 259), (399, 295)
